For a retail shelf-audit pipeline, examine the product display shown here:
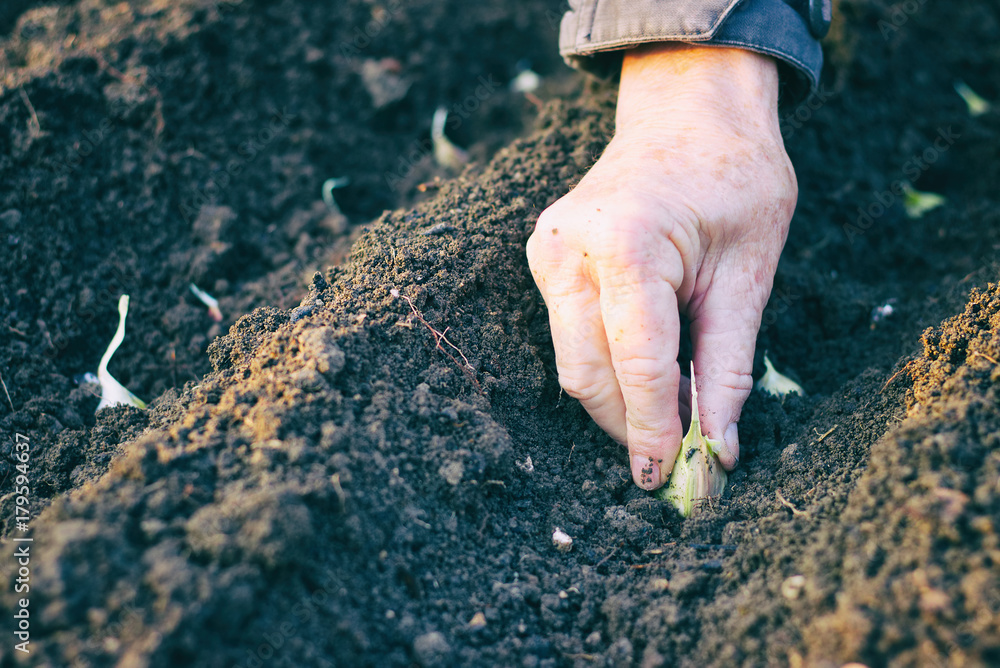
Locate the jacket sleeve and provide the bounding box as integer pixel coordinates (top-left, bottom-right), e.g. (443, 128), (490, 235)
(559, 0), (828, 103)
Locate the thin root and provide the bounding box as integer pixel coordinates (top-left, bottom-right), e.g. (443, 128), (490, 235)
(880, 360), (914, 393)
(18, 86), (41, 137)
(92, 51), (165, 139)
(331, 473), (347, 512)
(395, 291), (482, 393)
(0, 370), (13, 413)
(776, 488), (809, 517)
(523, 91), (545, 110)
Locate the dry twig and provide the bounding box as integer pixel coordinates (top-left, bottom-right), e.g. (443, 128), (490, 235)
(594, 546), (619, 570)
(812, 424), (838, 444)
(971, 351), (1000, 366)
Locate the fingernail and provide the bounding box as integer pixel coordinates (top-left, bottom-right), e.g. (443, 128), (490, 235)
(631, 454), (660, 490)
(723, 422), (740, 466)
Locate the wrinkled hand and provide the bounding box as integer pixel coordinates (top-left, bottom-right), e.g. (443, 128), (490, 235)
(526, 44), (797, 489)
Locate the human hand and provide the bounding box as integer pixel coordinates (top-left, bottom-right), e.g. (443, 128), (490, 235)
(526, 43), (797, 490)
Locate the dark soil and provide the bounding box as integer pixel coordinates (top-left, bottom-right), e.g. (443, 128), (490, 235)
(1, 0), (999, 666)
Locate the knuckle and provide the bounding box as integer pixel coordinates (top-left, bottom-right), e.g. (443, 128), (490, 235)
(614, 355), (670, 391)
(558, 371), (609, 404)
(711, 370), (754, 394)
(592, 230), (685, 292)
(527, 208), (569, 265)
(624, 405), (678, 443)
(767, 153), (799, 221)
(696, 355), (754, 392)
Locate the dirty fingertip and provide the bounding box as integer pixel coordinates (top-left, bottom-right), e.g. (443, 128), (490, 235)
(630, 454), (661, 491)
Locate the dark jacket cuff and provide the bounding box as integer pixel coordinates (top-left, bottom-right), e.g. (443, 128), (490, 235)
(559, 0), (824, 104)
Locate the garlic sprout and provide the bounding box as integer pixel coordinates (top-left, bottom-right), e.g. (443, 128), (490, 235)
(96, 295), (146, 412)
(953, 81), (991, 117)
(321, 176), (350, 215)
(510, 69), (540, 93)
(902, 184), (946, 219)
(756, 353), (804, 398)
(431, 107), (468, 171)
(655, 363), (727, 517)
(189, 283), (223, 322)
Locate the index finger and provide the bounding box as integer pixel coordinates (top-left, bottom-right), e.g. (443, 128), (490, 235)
(599, 268), (684, 490)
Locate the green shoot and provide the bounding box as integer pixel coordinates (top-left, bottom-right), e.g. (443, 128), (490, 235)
(902, 183), (946, 219)
(953, 81), (991, 117)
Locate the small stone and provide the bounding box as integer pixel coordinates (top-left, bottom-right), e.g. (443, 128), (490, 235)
(608, 637), (634, 664)
(468, 612), (487, 629)
(413, 631), (451, 666)
(1, 209), (24, 226)
(439, 461), (464, 486)
(291, 367), (325, 393)
(552, 527), (573, 553)
(781, 575), (806, 600)
(298, 327), (346, 376)
(360, 58), (412, 108)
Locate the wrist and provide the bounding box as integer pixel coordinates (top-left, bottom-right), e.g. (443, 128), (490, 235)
(616, 43), (781, 138)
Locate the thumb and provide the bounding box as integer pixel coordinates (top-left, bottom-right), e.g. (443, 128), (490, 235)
(689, 274), (768, 471)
